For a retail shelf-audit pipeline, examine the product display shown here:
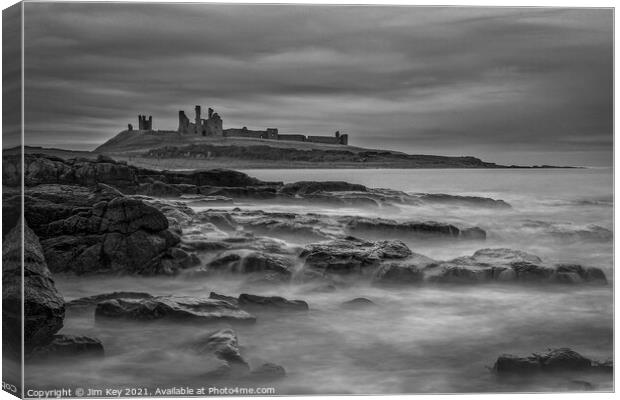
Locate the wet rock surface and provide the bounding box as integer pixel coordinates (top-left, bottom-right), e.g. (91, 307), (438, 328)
(3, 221), (65, 355)
(28, 334), (104, 361)
(238, 294), (309, 311)
(227, 209), (486, 243)
(251, 363), (286, 379)
(301, 237), (412, 275)
(95, 296), (256, 323)
(2, 220), (105, 360)
(341, 297), (376, 308)
(209, 292), (239, 306)
(206, 251), (295, 279)
(5, 154), (513, 212)
(343, 216), (486, 240)
(5, 153), (278, 194)
(423, 248), (607, 284)
(66, 292), (154, 308)
(23, 184), (186, 275)
(192, 328), (249, 370)
(411, 193), (511, 208)
(493, 348), (612, 375)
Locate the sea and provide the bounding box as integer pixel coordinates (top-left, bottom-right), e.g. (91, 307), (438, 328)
(26, 168), (613, 394)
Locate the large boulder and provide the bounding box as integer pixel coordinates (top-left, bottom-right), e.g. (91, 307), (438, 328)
(191, 329), (249, 371)
(24, 184), (186, 275)
(95, 296), (256, 323)
(540, 348), (592, 371)
(3, 221), (65, 355)
(493, 348), (604, 375)
(300, 237), (412, 275)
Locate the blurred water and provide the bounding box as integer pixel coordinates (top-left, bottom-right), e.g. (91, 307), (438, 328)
(25, 168), (613, 394)
(240, 168), (613, 272)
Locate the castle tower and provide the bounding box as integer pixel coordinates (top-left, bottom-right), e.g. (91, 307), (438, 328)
(195, 105), (201, 134)
(178, 110), (190, 133)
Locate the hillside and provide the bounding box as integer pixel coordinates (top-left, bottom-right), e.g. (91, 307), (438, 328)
(92, 129), (536, 169)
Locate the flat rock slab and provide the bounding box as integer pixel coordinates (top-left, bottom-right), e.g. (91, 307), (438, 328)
(95, 296), (256, 323)
(28, 334), (104, 361)
(238, 294), (309, 311)
(66, 292), (154, 308)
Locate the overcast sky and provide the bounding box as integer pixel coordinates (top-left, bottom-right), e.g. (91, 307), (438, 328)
(18, 3), (612, 166)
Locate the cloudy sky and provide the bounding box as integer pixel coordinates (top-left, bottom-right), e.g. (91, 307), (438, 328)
(17, 3), (612, 166)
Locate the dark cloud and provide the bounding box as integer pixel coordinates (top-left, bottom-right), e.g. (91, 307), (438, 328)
(21, 4), (612, 166)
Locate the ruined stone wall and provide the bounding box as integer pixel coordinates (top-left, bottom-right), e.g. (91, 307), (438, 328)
(224, 128), (266, 139)
(306, 132), (348, 145)
(178, 111), (191, 134)
(205, 114), (223, 136)
(277, 134), (307, 142)
(306, 136), (340, 144)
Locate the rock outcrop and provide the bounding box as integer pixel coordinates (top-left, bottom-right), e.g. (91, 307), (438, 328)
(343, 216), (486, 240)
(297, 241), (606, 285)
(192, 329), (249, 370)
(3, 153), (279, 195)
(424, 248), (607, 284)
(3, 219), (103, 360)
(4, 154), (512, 212)
(280, 181), (367, 196)
(226, 209), (486, 243)
(300, 237), (412, 275)
(3, 221), (65, 355)
(24, 184), (186, 275)
(493, 348), (612, 374)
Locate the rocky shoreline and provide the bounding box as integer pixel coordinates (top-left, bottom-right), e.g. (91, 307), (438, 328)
(3, 153), (611, 388)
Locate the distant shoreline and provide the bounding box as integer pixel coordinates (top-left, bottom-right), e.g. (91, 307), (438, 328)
(5, 145), (581, 170)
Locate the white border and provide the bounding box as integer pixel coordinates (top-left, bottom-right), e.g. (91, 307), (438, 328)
(0, 1), (616, 400)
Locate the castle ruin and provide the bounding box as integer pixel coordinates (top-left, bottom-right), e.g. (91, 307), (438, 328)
(178, 105), (223, 136)
(126, 105), (348, 145)
(137, 115), (153, 130)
